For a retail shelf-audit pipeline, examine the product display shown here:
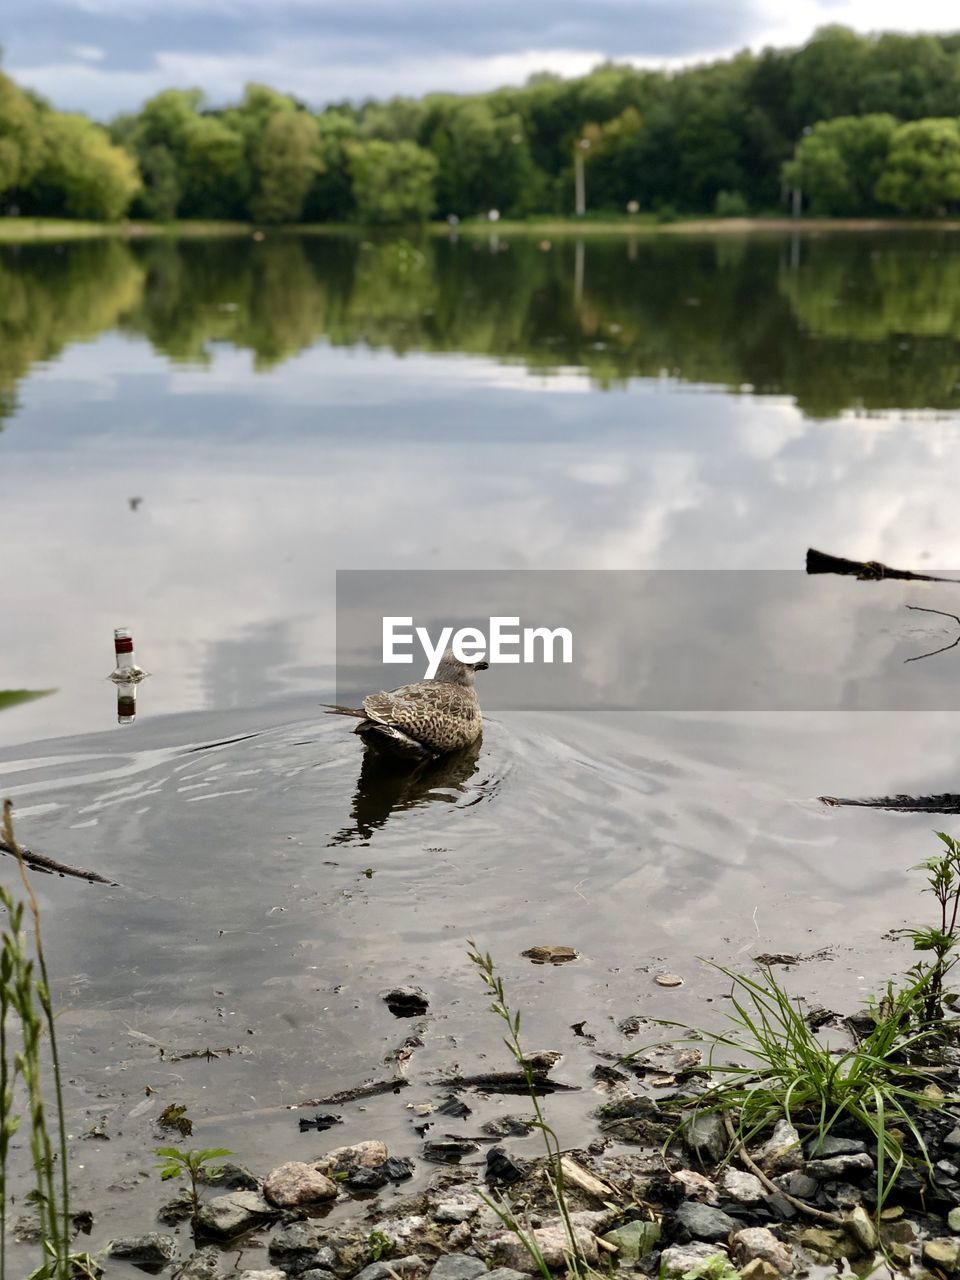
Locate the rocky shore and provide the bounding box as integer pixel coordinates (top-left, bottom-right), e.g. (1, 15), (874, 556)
(101, 1064), (960, 1280)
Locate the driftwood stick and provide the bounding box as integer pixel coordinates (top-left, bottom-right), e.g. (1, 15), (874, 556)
(806, 547), (958, 584)
(721, 1112), (843, 1226)
(0, 835), (115, 886)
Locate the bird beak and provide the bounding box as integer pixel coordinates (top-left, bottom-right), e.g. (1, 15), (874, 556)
(473, 660), (489, 671)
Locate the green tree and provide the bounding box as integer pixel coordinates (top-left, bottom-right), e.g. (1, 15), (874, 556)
(782, 114), (897, 215)
(875, 118), (960, 214)
(347, 139), (437, 223)
(0, 71), (45, 201)
(427, 98), (536, 217)
(33, 113), (140, 219)
(250, 110), (322, 223)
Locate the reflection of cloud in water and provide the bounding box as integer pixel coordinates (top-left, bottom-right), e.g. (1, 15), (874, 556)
(4, 326), (960, 741)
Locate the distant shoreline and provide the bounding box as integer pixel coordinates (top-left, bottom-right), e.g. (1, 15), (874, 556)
(5, 214), (960, 245)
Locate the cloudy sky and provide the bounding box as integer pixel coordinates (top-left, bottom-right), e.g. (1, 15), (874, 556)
(4, 0), (960, 120)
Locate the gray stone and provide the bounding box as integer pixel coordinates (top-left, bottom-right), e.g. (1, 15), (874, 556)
(775, 1172), (818, 1199)
(683, 1112), (727, 1164)
(196, 1190), (275, 1239)
(486, 1223), (599, 1272)
(675, 1169), (719, 1202)
(354, 1258), (426, 1280)
(660, 1242), (729, 1279)
(298, 1272), (337, 1280)
(676, 1201), (736, 1243)
(805, 1152), (874, 1181)
(719, 1168), (764, 1204)
(483, 1271), (530, 1280)
(263, 1161), (338, 1208)
(429, 1256), (487, 1280)
(107, 1234), (178, 1266)
(268, 1221), (322, 1264)
(945, 1127), (960, 1151)
(602, 1220), (661, 1261)
(845, 1207), (878, 1254)
(949, 1207), (960, 1233)
(173, 1249), (222, 1280)
(756, 1120), (803, 1175)
(806, 1135), (866, 1158)
(434, 1197), (483, 1224)
(200, 1160), (260, 1191)
(731, 1227), (793, 1276)
(238, 1273), (286, 1280)
(924, 1239), (960, 1272)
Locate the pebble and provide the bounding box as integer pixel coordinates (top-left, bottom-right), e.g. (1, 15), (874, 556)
(805, 1152), (874, 1181)
(845, 1206), (878, 1254)
(949, 1207), (960, 1233)
(316, 1140), (389, 1173)
(107, 1233), (178, 1266)
(757, 1120), (803, 1175)
(806, 1135), (865, 1158)
(268, 1221), (322, 1265)
(483, 1271), (530, 1280)
(239, 1273), (286, 1280)
(355, 1258), (426, 1280)
(683, 1112), (727, 1164)
(775, 1172), (818, 1199)
(675, 1169), (719, 1202)
(655, 974), (684, 987)
(945, 1127), (960, 1150)
(732, 1226), (793, 1275)
(797, 1228), (849, 1262)
(740, 1262), (779, 1280)
(660, 1242), (730, 1278)
(429, 1257), (487, 1280)
(924, 1239), (960, 1271)
(434, 1198), (483, 1223)
(603, 1220), (661, 1260)
(174, 1250), (222, 1279)
(383, 986), (429, 1016)
(676, 1200), (737, 1242)
(486, 1222), (599, 1271)
(720, 1168), (765, 1204)
(196, 1190), (275, 1239)
(263, 1161), (338, 1207)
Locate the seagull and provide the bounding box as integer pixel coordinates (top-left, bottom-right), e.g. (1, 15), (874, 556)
(326, 651), (488, 759)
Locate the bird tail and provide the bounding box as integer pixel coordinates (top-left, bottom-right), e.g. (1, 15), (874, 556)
(322, 704), (365, 718)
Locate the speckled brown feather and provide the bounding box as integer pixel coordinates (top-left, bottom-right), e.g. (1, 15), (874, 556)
(361, 680), (482, 753)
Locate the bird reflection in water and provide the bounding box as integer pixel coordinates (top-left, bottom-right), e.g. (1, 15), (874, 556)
(329, 737), (485, 845)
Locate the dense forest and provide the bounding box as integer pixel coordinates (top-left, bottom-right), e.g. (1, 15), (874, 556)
(5, 26), (960, 223)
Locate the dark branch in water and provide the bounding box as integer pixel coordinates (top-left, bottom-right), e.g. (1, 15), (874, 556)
(0, 832), (115, 885)
(806, 547), (959, 583)
(821, 794), (960, 813)
(431, 1071), (580, 1095)
(299, 1078), (411, 1107)
(904, 604), (960, 663)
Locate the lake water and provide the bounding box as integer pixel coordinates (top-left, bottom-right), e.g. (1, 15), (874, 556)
(3, 229), (960, 1267)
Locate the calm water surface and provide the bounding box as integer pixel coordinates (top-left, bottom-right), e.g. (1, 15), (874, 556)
(3, 231), (960, 1265)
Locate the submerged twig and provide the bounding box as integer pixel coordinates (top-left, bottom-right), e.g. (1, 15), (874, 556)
(806, 547), (959, 584)
(904, 605), (960, 663)
(0, 835), (114, 886)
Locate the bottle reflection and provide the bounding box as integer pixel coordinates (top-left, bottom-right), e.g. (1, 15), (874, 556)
(116, 682), (137, 725)
(330, 738), (484, 845)
(108, 626), (149, 726)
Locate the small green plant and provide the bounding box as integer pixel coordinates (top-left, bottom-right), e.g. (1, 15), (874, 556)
(366, 1230), (394, 1262)
(628, 962), (952, 1211)
(155, 1145), (233, 1222)
(468, 942), (590, 1279)
(896, 832), (960, 1022)
(680, 1255), (741, 1280)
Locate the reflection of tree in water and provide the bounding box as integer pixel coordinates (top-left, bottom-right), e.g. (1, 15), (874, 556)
(10, 231), (960, 427)
(329, 738), (485, 845)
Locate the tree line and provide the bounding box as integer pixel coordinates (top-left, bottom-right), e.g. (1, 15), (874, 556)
(6, 26), (960, 223)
